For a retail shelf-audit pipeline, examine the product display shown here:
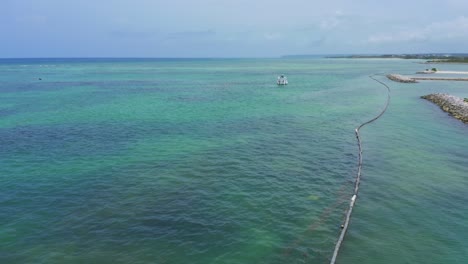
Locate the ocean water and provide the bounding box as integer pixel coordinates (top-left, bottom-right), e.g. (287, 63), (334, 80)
(0, 58), (467, 264)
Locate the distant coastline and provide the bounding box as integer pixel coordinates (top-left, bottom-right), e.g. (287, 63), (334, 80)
(325, 54), (468, 63)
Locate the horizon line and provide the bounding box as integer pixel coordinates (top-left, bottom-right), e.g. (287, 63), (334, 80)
(1, 53), (467, 60)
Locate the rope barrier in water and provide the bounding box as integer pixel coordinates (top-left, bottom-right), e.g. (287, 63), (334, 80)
(329, 75), (391, 264)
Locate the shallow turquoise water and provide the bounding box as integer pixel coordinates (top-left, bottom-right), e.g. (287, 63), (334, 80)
(0, 58), (467, 263)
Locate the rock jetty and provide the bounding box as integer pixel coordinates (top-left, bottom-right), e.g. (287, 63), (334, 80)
(386, 74), (417, 83)
(421, 93), (468, 123)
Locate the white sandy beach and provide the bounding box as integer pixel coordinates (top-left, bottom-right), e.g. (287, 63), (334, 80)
(434, 71), (468, 74)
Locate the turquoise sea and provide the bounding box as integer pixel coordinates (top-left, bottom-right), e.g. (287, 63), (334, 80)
(1, 58), (467, 264)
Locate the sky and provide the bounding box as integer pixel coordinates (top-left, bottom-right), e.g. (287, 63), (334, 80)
(2, 0), (468, 58)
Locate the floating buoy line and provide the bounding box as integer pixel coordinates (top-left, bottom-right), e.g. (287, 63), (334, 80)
(329, 75), (391, 264)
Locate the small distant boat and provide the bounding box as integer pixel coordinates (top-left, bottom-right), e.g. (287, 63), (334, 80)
(277, 75), (288, 85)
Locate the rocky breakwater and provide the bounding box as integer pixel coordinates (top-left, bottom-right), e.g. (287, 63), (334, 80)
(421, 93), (468, 123)
(386, 74), (417, 83)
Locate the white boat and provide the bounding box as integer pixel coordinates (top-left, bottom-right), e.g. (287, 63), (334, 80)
(277, 75), (288, 85)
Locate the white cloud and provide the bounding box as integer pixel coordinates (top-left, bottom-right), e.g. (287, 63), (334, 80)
(367, 31), (426, 44)
(367, 16), (468, 44)
(319, 10), (344, 31)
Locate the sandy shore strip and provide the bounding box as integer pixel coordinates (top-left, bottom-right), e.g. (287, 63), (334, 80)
(387, 74), (468, 82)
(434, 71), (468, 74)
(421, 94), (468, 123)
(413, 77), (468, 81)
(416, 70), (468, 75)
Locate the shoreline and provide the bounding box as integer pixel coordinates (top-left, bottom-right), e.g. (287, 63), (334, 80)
(387, 74), (468, 82)
(421, 94), (468, 123)
(413, 77), (468, 81)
